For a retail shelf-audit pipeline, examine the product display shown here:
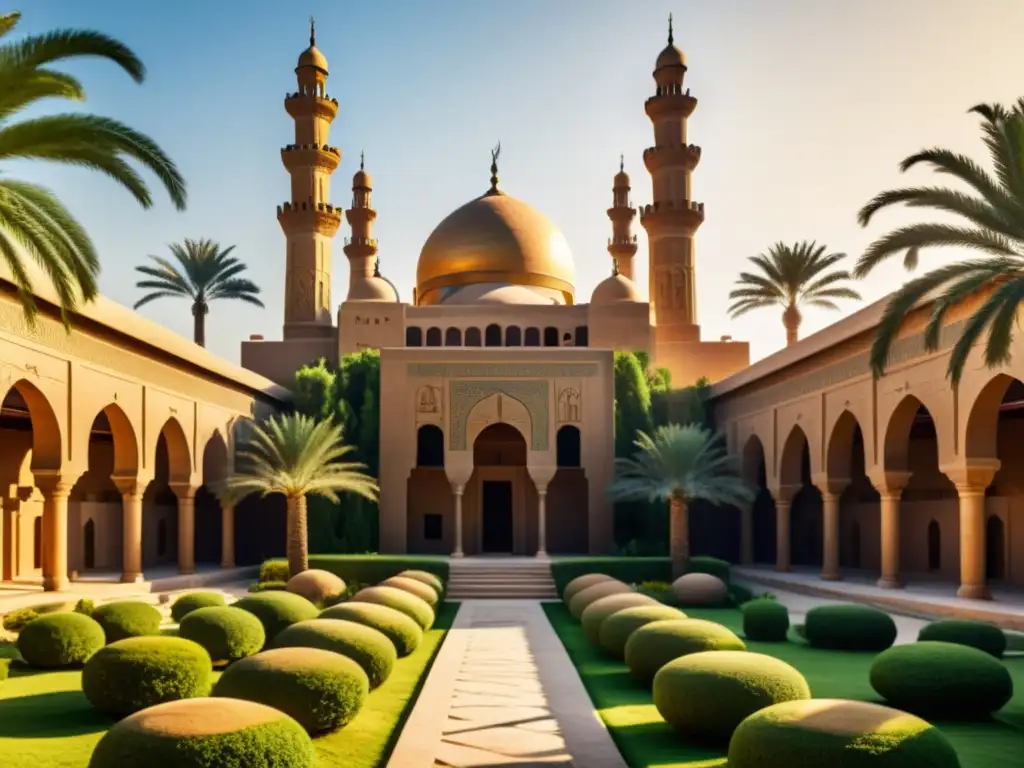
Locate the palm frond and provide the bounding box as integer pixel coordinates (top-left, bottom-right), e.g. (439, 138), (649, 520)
(855, 224), (1016, 278)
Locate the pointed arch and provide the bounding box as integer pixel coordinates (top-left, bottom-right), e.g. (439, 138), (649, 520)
(826, 410), (864, 481)
(779, 425), (810, 487)
(202, 430), (230, 487)
(883, 394), (948, 472)
(156, 417), (192, 483)
(1, 379), (62, 471)
(964, 373), (1019, 460)
(97, 403), (140, 478)
(741, 434), (767, 485)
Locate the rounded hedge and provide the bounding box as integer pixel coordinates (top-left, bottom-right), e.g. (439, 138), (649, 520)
(804, 604), (897, 651)
(17, 612), (105, 668)
(742, 599), (790, 642)
(918, 619), (1007, 658)
(580, 593), (658, 645)
(87, 697), (316, 768)
(178, 606), (265, 664)
(82, 636), (212, 716)
(170, 592), (226, 623)
(319, 602), (422, 657)
(213, 647), (368, 733)
(396, 569), (444, 596)
(672, 572), (728, 606)
(568, 580), (631, 619)
(625, 618), (746, 684)
(563, 573), (613, 604)
(92, 601), (163, 643)
(870, 640), (1013, 719)
(285, 569), (346, 606)
(273, 618), (396, 689)
(653, 651), (810, 741)
(233, 592), (319, 644)
(351, 586), (434, 630)
(727, 698), (961, 768)
(379, 575), (439, 608)
(598, 605), (687, 659)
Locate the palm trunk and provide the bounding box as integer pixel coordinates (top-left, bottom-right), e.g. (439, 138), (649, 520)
(783, 303), (801, 347)
(286, 494), (309, 577)
(669, 495), (689, 580)
(192, 301), (208, 347)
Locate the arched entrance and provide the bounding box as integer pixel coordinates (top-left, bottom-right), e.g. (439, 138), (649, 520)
(471, 423), (530, 555)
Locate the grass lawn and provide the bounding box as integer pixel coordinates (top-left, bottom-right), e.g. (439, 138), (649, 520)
(0, 601), (459, 768)
(543, 603), (1024, 768)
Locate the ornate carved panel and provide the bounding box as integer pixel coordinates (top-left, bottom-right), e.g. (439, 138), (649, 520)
(416, 384), (442, 415)
(449, 380), (549, 451)
(557, 386), (581, 423)
(408, 363), (597, 379)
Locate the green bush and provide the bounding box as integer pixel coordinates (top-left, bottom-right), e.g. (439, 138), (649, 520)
(551, 558), (670, 594)
(87, 697), (316, 767)
(917, 619), (1007, 658)
(598, 604), (686, 658)
(397, 569), (444, 596)
(262, 555), (448, 589)
(654, 650), (810, 741)
(171, 592), (227, 623)
(742, 598), (790, 642)
(233, 592), (319, 644)
(568, 581), (631, 619)
(92, 601), (163, 643)
(727, 583), (754, 606)
(380, 575), (439, 607)
(580, 593), (658, 645)
(351, 585), (434, 630)
(727, 698), (961, 768)
(74, 598), (95, 617)
(870, 640), (1013, 719)
(804, 604), (897, 651)
(259, 561), (291, 583)
(274, 618), (396, 689)
(2, 607), (38, 632)
(0, 658), (10, 687)
(319, 602), (423, 657)
(179, 606), (265, 664)
(285, 569), (346, 606)
(625, 618), (746, 684)
(213, 647), (369, 733)
(562, 573), (614, 603)
(82, 636), (212, 716)
(249, 581), (288, 593)
(686, 555), (730, 583)
(17, 612), (106, 668)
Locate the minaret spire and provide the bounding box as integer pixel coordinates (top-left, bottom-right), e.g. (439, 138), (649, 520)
(487, 142), (503, 195)
(668, 13), (673, 44)
(309, 15), (316, 46)
(607, 157), (637, 280)
(360, 150), (365, 171)
(344, 154), (382, 298)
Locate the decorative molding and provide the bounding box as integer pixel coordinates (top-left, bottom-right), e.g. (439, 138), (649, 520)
(449, 380), (549, 451)
(557, 387), (581, 423)
(408, 362), (597, 379)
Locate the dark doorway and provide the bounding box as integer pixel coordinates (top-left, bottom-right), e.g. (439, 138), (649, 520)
(986, 515), (1005, 580)
(927, 520), (941, 571)
(84, 519), (96, 569)
(482, 481), (513, 553)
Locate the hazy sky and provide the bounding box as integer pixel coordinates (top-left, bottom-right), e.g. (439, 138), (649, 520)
(14, 0), (1024, 364)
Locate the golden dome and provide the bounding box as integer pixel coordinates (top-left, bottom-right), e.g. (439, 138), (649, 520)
(656, 43), (685, 69)
(353, 168), (372, 189)
(297, 45), (328, 72)
(591, 268), (639, 306)
(416, 192), (576, 305)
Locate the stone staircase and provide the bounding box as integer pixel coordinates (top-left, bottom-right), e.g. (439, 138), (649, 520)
(445, 557), (559, 600)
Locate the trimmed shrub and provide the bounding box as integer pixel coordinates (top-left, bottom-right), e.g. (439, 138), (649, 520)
(171, 592), (226, 623)
(264, 555), (449, 588)
(804, 604), (897, 651)
(870, 640), (1013, 719)
(599, 605), (686, 658)
(568, 580), (631, 619)
(351, 585), (434, 630)
(213, 647), (368, 733)
(918, 619), (1007, 658)
(727, 583), (754, 606)
(728, 698), (961, 768)
(274, 618), (396, 689)
(654, 650), (810, 741)
(379, 575), (439, 607)
(563, 573), (613, 604)
(82, 636), (211, 716)
(551, 558), (669, 594)
(179, 606), (265, 664)
(87, 697), (316, 767)
(92, 601), (162, 643)
(742, 598), (790, 642)
(259, 561), (291, 583)
(319, 602), (422, 657)
(397, 569), (444, 596)
(17, 612), (105, 668)
(625, 618), (746, 684)
(580, 593), (658, 645)
(250, 581), (288, 593)
(286, 569), (346, 606)
(0, 658), (10, 687)
(671, 573), (728, 607)
(74, 598), (96, 617)
(685, 555), (731, 583)
(2, 600), (73, 632)
(233, 592), (319, 644)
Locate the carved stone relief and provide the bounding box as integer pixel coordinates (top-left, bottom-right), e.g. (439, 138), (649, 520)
(449, 379), (549, 451)
(557, 387), (581, 423)
(407, 363), (597, 379)
(416, 384), (442, 415)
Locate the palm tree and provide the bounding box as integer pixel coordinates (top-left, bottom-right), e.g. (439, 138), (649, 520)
(608, 423), (753, 579)
(224, 413), (378, 578)
(134, 238), (263, 346)
(855, 100), (1024, 383)
(728, 241), (861, 346)
(0, 12), (186, 324)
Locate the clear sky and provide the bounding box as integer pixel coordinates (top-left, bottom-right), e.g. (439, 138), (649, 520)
(14, 0), (1024, 364)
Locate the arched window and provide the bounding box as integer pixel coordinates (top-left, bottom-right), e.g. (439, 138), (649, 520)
(84, 519), (96, 570)
(525, 327), (540, 346)
(426, 327), (442, 347)
(562, 332), (573, 346)
(927, 520), (941, 570)
(416, 425), (445, 467)
(465, 327), (482, 346)
(986, 515), (1006, 580)
(157, 518), (169, 557)
(505, 326), (522, 346)
(406, 327), (423, 347)
(445, 327), (462, 346)
(543, 327), (559, 347)
(556, 425), (581, 468)
(574, 326), (589, 347)
(33, 516), (42, 569)
(485, 324), (502, 346)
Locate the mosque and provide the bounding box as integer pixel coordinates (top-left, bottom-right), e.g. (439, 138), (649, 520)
(241, 19), (749, 557)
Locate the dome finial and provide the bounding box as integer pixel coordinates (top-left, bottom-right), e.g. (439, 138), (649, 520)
(309, 15), (316, 46)
(668, 13), (674, 44)
(488, 142), (502, 194)
(374, 258), (381, 277)
(612, 259), (620, 277)
(360, 150), (365, 171)
(619, 154), (624, 173)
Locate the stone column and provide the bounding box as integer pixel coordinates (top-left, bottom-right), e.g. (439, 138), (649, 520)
(35, 473), (74, 592)
(171, 484), (197, 575)
(536, 485), (549, 558)
(113, 476), (146, 583)
(811, 476), (848, 582)
(220, 503), (235, 568)
(775, 499), (791, 572)
(452, 484), (464, 558)
(739, 503), (754, 566)
(943, 460), (999, 600)
(868, 470), (911, 590)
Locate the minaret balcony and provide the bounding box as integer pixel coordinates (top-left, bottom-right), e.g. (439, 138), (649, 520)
(344, 236), (379, 247)
(345, 207), (377, 225)
(643, 144), (701, 173)
(281, 143), (341, 173)
(639, 200), (705, 233)
(284, 93), (339, 121)
(644, 91), (697, 120)
(343, 237), (378, 259)
(276, 200), (343, 237)
(606, 206), (637, 222)
(607, 235), (639, 255)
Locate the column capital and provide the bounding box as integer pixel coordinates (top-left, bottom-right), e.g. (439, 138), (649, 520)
(940, 459), (1000, 491)
(810, 474), (849, 498)
(768, 484), (800, 505)
(32, 469), (76, 499)
(168, 482), (198, 502)
(527, 464), (556, 489)
(866, 469), (912, 495)
(112, 473), (152, 498)
(452, 483), (464, 497)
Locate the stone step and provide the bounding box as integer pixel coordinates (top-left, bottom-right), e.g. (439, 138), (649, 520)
(447, 590), (559, 600)
(448, 574), (553, 583)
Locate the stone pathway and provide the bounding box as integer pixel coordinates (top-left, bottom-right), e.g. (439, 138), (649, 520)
(388, 600), (626, 768)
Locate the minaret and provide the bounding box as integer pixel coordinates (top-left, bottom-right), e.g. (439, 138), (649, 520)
(640, 13), (703, 342)
(277, 18), (343, 340)
(344, 152), (381, 299)
(607, 155), (638, 280)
